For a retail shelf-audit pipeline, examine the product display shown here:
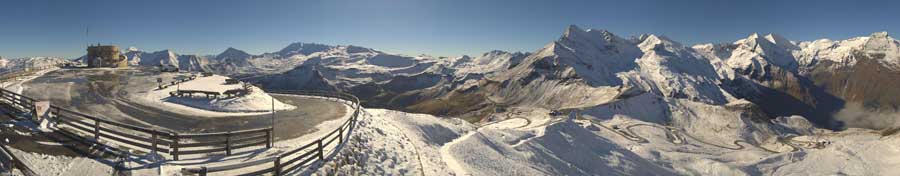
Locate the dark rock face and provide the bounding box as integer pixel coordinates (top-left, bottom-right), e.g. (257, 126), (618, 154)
(725, 65), (845, 129)
(727, 50), (900, 129)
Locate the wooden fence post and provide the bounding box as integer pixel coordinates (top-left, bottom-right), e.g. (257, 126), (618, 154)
(265, 129), (272, 149)
(151, 133), (158, 153)
(317, 140), (324, 160)
(172, 134), (180, 161)
(55, 107), (61, 121)
(94, 120), (101, 141)
(199, 166), (208, 176)
(30, 102), (37, 122)
(274, 156), (281, 176)
(338, 127), (343, 143)
(225, 131), (232, 156)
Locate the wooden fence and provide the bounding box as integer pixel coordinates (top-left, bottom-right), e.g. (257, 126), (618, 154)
(0, 89), (37, 121)
(50, 104), (274, 160)
(0, 67), (361, 175)
(0, 144), (36, 176)
(173, 127), (272, 160)
(1, 82), (272, 161)
(182, 90), (362, 176)
(0, 66), (59, 176)
(51, 105), (175, 156)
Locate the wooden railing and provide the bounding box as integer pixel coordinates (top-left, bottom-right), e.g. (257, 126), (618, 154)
(172, 127), (272, 160)
(51, 105), (175, 156)
(0, 67), (361, 175)
(182, 90), (362, 176)
(0, 65), (59, 176)
(0, 144), (36, 176)
(49, 104), (275, 160)
(0, 89), (36, 118)
(1, 79), (272, 160)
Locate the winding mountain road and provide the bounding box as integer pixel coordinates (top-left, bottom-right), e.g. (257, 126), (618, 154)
(586, 119), (802, 153)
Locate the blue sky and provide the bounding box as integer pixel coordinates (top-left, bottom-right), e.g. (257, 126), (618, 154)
(1, 0), (898, 58)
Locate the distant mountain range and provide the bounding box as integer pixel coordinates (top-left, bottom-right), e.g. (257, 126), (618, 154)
(6, 25), (899, 129)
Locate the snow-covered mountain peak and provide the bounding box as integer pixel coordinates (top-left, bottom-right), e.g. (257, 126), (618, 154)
(724, 33), (800, 71)
(736, 33), (798, 50)
(871, 31), (890, 38)
(860, 31), (900, 67)
(764, 33), (800, 50)
(342, 45), (378, 54)
(562, 25), (586, 39)
(126, 46), (141, 52)
(484, 50), (513, 56)
(276, 42), (334, 56)
(216, 47), (252, 60)
(862, 31), (898, 51)
(637, 34), (683, 52)
(559, 25), (625, 52)
(632, 34), (728, 104)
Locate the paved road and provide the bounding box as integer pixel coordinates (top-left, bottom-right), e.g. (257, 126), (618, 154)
(20, 68), (347, 140)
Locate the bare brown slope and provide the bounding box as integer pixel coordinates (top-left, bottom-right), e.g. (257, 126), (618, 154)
(808, 52), (900, 111)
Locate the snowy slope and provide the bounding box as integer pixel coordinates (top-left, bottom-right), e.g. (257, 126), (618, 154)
(633, 34), (729, 105)
(321, 106), (900, 176)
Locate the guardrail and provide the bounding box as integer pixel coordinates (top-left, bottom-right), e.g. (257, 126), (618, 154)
(0, 89), (38, 123)
(173, 127), (272, 160)
(49, 103), (275, 161)
(0, 144), (36, 176)
(0, 67), (362, 175)
(51, 105), (175, 156)
(182, 89), (361, 176)
(0, 66), (58, 176)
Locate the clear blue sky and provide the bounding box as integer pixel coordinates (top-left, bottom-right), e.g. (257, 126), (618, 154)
(1, 0), (898, 58)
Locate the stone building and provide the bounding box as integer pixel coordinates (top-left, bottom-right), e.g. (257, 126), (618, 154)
(86, 44), (128, 68)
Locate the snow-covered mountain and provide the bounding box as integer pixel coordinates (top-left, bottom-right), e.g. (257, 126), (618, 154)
(275, 42), (337, 56)
(0, 56), (69, 72)
(399, 26), (900, 131)
(693, 31), (900, 129)
(214, 47), (252, 61)
(408, 26), (738, 118)
(125, 48), (210, 72)
(8, 25), (900, 176)
(104, 26), (900, 130)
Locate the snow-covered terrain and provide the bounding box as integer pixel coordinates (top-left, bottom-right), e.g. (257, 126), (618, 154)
(319, 107), (900, 176)
(140, 74), (295, 115)
(6, 24), (900, 175)
(0, 56), (68, 73)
